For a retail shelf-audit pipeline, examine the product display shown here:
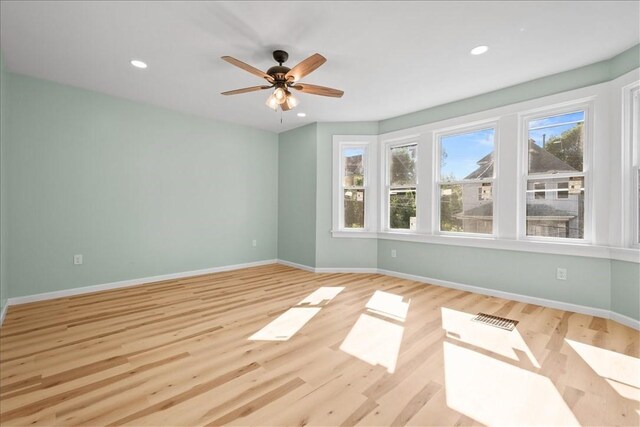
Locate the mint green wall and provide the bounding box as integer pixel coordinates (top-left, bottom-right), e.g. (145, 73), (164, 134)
(6, 73), (278, 298)
(277, 123), (317, 267)
(610, 260), (640, 320)
(315, 122), (378, 268)
(0, 53), (8, 312)
(379, 44), (640, 133)
(377, 240), (612, 310)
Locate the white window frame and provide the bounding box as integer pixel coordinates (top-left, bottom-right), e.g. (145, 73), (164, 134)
(433, 121), (499, 237)
(623, 83), (640, 248)
(381, 136), (420, 233)
(332, 135), (378, 237)
(518, 100), (594, 243)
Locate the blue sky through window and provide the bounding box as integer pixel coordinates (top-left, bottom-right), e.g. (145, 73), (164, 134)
(440, 128), (494, 181)
(343, 147), (364, 158)
(528, 111), (584, 148)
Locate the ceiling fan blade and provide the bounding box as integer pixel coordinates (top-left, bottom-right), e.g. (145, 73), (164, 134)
(221, 56), (274, 82)
(291, 83), (344, 98)
(285, 54), (326, 82)
(221, 85), (272, 96)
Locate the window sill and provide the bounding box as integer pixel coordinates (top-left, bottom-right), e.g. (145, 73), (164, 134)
(331, 230), (378, 238)
(332, 229), (639, 262)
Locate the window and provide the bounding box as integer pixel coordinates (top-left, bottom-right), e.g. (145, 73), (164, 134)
(333, 136), (377, 234)
(524, 110), (587, 239)
(342, 147), (366, 228)
(556, 182), (569, 199)
(387, 144), (417, 230)
(631, 87), (640, 246)
(437, 127), (495, 234)
(534, 183), (546, 199)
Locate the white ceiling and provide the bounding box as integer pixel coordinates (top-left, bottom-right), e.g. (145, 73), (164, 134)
(1, 1), (638, 133)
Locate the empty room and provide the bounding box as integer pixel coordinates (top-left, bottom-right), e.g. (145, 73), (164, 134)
(0, 1), (639, 426)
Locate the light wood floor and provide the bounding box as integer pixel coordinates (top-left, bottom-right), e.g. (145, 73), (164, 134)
(0, 264), (638, 426)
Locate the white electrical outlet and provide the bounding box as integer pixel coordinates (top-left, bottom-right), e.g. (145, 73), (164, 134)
(74, 254), (83, 265)
(391, 249), (397, 258)
(252, 239), (257, 247)
(556, 268), (567, 280)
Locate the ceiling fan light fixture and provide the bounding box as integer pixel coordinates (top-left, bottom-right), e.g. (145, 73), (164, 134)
(273, 87), (287, 104)
(265, 94), (279, 110)
(285, 92), (299, 109)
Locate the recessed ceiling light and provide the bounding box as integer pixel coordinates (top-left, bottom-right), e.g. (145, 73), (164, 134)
(297, 112), (307, 117)
(470, 45), (489, 56)
(130, 59), (148, 69)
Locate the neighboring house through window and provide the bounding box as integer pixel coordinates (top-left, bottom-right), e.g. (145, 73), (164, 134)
(524, 109), (587, 240)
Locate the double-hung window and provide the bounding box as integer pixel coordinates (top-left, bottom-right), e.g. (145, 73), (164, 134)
(333, 136), (377, 234)
(437, 127), (496, 235)
(630, 86), (640, 246)
(523, 108), (588, 240)
(386, 143), (418, 230)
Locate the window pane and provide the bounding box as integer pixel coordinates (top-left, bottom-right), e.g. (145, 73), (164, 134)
(389, 189), (416, 230)
(526, 177), (584, 238)
(343, 147), (364, 187)
(390, 145), (417, 186)
(344, 189), (364, 228)
(557, 182), (569, 199)
(440, 128), (495, 181)
(440, 183), (493, 234)
(528, 111), (584, 174)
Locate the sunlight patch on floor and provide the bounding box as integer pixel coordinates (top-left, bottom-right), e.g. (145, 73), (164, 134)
(566, 338), (640, 401)
(249, 286), (345, 341)
(249, 307), (321, 341)
(441, 307), (540, 368)
(365, 290), (410, 322)
(298, 286), (344, 306)
(339, 313), (404, 373)
(443, 341), (580, 426)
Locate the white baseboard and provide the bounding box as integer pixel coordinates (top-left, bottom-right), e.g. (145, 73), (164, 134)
(276, 259), (316, 272)
(609, 311), (640, 330)
(315, 267), (378, 274)
(0, 301), (8, 326)
(2, 259), (637, 332)
(278, 261), (638, 330)
(377, 268), (612, 320)
(5, 259), (278, 307)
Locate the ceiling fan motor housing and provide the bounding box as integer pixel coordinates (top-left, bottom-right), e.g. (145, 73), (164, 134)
(268, 50), (291, 83)
(272, 50), (289, 65)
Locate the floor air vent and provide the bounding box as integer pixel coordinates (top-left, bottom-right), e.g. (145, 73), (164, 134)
(472, 313), (518, 331)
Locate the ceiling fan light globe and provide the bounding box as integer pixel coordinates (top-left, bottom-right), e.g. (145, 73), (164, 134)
(265, 94), (279, 110)
(286, 93), (299, 108)
(273, 87), (286, 102)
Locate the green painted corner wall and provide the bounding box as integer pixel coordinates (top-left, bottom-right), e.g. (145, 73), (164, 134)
(0, 53), (7, 313)
(277, 123), (317, 267)
(610, 260), (640, 321)
(377, 240), (612, 310)
(315, 122), (379, 268)
(6, 73), (278, 298)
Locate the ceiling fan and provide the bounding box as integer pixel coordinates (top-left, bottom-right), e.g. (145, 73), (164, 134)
(221, 50), (344, 112)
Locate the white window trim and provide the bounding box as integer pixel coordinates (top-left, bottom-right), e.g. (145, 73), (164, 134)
(623, 82), (640, 248)
(381, 136), (420, 232)
(433, 120), (499, 237)
(329, 77), (639, 263)
(518, 99), (594, 244)
(332, 135), (378, 236)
